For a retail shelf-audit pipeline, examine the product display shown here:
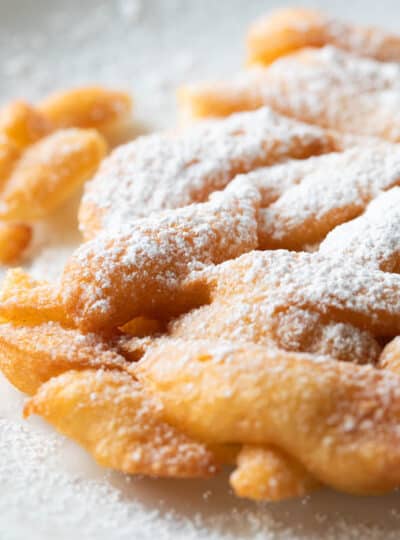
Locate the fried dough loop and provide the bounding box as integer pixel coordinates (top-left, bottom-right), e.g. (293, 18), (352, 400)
(180, 46), (400, 141)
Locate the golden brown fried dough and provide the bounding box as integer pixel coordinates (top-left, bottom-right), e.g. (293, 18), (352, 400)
(25, 369), (218, 478)
(0, 128), (107, 221)
(378, 337), (400, 375)
(0, 321), (126, 395)
(0, 268), (71, 326)
(180, 47), (400, 142)
(247, 7), (400, 65)
(0, 101), (52, 147)
(0, 135), (20, 187)
(39, 86), (132, 132)
(63, 177), (260, 332)
(137, 340), (400, 495)
(230, 445), (320, 501)
(0, 224), (31, 264)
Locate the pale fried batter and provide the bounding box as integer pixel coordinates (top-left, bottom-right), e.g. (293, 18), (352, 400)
(137, 339), (400, 495)
(180, 47), (400, 141)
(0, 321), (126, 395)
(0, 224), (32, 264)
(0, 128), (107, 221)
(62, 177), (260, 332)
(25, 369), (219, 478)
(230, 445), (320, 501)
(247, 7), (400, 65)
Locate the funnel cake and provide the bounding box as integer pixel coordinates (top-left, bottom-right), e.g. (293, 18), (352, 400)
(180, 46), (400, 141)
(247, 7), (400, 66)
(4, 37), (400, 504)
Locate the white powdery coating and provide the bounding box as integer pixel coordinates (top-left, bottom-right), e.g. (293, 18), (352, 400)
(320, 186), (400, 272)
(4, 416), (400, 540)
(80, 106), (332, 234)
(259, 144), (400, 245)
(64, 176), (259, 321)
(267, 45), (400, 91)
(208, 250), (400, 334)
(188, 46), (400, 139)
(3, 2), (400, 538)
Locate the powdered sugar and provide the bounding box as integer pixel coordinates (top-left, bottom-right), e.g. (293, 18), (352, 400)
(2, 1), (400, 539)
(320, 186), (400, 272)
(80, 107), (336, 237)
(182, 46), (400, 140)
(258, 144), (400, 248)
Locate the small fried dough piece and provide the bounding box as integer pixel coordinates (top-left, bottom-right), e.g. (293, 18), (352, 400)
(137, 340), (400, 495)
(247, 7), (400, 65)
(0, 268), (71, 326)
(0, 224), (31, 264)
(63, 177), (260, 332)
(0, 101), (52, 147)
(25, 369), (218, 478)
(230, 445), (320, 501)
(0, 321), (126, 395)
(0, 128), (107, 221)
(39, 86), (132, 132)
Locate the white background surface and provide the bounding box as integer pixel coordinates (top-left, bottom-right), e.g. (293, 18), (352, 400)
(2, 1), (400, 538)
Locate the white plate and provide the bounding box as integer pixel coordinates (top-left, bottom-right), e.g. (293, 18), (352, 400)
(1, 1), (400, 538)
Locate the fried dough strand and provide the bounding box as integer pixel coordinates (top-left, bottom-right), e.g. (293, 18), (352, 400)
(25, 369), (219, 478)
(79, 107), (341, 238)
(180, 47), (400, 141)
(230, 445), (320, 501)
(63, 177), (260, 332)
(257, 146), (400, 249)
(39, 86), (132, 132)
(0, 269), (71, 326)
(247, 7), (400, 65)
(320, 187), (400, 273)
(137, 340), (400, 495)
(0, 128), (107, 221)
(0, 101), (52, 148)
(0, 321), (126, 395)
(0, 224), (31, 264)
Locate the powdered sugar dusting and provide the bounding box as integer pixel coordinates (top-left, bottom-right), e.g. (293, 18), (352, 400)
(2, 1), (400, 538)
(320, 186), (400, 272)
(80, 107), (336, 236)
(184, 46), (400, 140)
(258, 144), (400, 248)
